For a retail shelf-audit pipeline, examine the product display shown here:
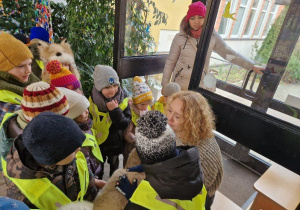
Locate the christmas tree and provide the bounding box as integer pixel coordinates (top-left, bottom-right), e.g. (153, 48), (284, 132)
(0, 0), (35, 35)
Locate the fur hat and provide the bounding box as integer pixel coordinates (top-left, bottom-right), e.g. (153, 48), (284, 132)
(93, 65), (120, 92)
(46, 60), (81, 90)
(21, 81), (69, 122)
(132, 76), (153, 104)
(58, 87), (90, 120)
(186, 1), (206, 22)
(30, 27), (50, 43)
(163, 82), (181, 97)
(0, 33), (33, 72)
(22, 112), (85, 165)
(135, 110), (177, 164)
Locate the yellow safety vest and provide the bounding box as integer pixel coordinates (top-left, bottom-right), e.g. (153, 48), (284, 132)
(89, 97), (129, 145)
(1, 151), (89, 210)
(82, 130), (103, 162)
(0, 112), (16, 130)
(0, 90), (22, 105)
(131, 106), (151, 126)
(35, 60), (44, 70)
(130, 180), (207, 210)
(153, 101), (165, 114)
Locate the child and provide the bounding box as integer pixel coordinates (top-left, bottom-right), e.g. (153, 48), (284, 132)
(123, 76), (153, 166)
(166, 91), (223, 209)
(0, 81), (69, 170)
(3, 112), (100, 209)
(89, 65), (131, 177)
(58, 87), (104, 182)
(152, 82), (181, 114)
(116, 111), (207, 210)
(0, 33), (39, 124)
(46, 60), (82, 94)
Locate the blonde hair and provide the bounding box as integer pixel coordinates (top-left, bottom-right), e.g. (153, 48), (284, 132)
(167, 91), (215, 144)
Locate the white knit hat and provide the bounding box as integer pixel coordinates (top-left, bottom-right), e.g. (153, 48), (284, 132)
(58, 87), (90, 119)
(132, 76), (153, 104)
(163, 82), (181, 97)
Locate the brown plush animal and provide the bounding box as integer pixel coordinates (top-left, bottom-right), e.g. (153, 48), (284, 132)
(41, 39), (80, 83)
(93, 149), (144, 210)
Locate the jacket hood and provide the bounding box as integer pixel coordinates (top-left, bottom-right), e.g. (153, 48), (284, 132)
(179, 16), (191, 36)
(6, 135), (62, 179)
(142, 146), (204, 200)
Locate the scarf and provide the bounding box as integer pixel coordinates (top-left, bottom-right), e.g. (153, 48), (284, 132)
(0, 71), (40, 96)
(77, 118), (93, 131)
(191, 28), (202, 39)
(91, 86), (125, 112)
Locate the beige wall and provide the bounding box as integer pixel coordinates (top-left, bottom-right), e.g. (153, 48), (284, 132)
(147, 0), (191, 51)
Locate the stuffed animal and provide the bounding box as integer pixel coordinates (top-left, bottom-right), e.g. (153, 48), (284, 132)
(41, 39), (80, 83)
(93, 149), (144, 210)
(27, 39), (49, 79)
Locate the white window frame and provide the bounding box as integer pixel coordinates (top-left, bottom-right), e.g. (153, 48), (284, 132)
(261, 4), (278, 39)
(230, 0), (252, 38)
(218, 0), (237, 38)
(252, 0), (273, 39)
(242, 0), (263, 38)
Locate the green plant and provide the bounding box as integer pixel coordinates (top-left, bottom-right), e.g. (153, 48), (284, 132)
(50, 2), (68, 42)
(0, 0), (35, 35)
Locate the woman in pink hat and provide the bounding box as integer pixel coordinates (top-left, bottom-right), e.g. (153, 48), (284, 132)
(162, 1), (264, 91)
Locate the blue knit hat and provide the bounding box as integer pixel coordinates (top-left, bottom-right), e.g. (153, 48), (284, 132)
(30, 27), (50, 43)
(0, 197), (29, 209)
(22, 112), (85, 165)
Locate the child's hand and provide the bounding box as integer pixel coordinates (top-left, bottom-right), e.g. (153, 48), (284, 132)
(107, 100), (119, 111)
(95, 179), (107, 189)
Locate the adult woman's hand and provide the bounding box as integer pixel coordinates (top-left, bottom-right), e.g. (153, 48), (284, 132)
(253, 65), (265, 75)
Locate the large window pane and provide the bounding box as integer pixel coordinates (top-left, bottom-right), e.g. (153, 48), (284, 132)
(254, 12), (265, 36)
(244, 10), (255, 36)
(231, 7), (245, 35)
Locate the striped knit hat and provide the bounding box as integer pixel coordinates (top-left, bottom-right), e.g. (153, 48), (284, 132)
(21, 81), (69, 122)
(46, 60), (81, 90)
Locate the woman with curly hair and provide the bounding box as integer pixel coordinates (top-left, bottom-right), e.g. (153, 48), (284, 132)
(166, 90), (223, 209)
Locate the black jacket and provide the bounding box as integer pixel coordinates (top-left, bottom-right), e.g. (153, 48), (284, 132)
(126, 146), (204, 210)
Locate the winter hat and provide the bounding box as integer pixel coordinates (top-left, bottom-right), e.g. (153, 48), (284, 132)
(132, 76), (153, 104)
(186, 1), (206, 22)
(22, 112), (85, 165)
(163, 82), (181, 97)
(29, 27), (50, 43)
(58, 87), (90, 119)
(135, 110), (177, 164)
(0, 33), (33, 72)
(46, 60), (81, 90)
(21, 81), (69, 122)
(93, 65), (120, 92)
(0, 197), (30, 210)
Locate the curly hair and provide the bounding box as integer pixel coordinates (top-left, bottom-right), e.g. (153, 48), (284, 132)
(166, 91), (215, 145)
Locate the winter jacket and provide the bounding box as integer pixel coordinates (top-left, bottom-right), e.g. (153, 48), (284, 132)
(125, 146), (204, 210)
(162, 18), (255, 91)
(176, 136), (223, 197)
(5, 135), (99, 209)
(91, 87), (131, 156)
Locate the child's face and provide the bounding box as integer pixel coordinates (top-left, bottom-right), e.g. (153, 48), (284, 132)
(167, 98), (184, 133)
(101, 85), (118, 98)
(56, 147), (81, 165)
(8, 58), (32, 83)
(135, 100), (151, 111)
(74, 109), (89, 124)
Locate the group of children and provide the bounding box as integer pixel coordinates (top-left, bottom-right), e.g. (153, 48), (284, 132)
(0, 32), (186, 209)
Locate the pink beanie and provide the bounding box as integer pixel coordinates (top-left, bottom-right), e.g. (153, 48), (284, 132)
(186, 1), (206, 22)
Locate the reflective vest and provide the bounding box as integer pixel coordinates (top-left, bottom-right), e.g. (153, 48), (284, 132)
(153, 101), (165, 114)
(131, 106), (151, 126)
(89, 97), (129, 145)
(35, 60), (44, 70)
(1, 151), (89, 210)
(0, 112), (16, 130)
(0, 90), (22, 104)
(82, 130), (103, 162)
(130, 180), (207, 210)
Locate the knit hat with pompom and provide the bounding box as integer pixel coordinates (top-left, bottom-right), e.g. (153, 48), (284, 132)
(46, 60), (81, 90)
(132, 76), (153, 104)
(135, 110), (177, 164)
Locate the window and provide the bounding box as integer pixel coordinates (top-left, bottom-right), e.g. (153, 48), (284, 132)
(243, 0), (260, 37)
(253, 0), (270, 38)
